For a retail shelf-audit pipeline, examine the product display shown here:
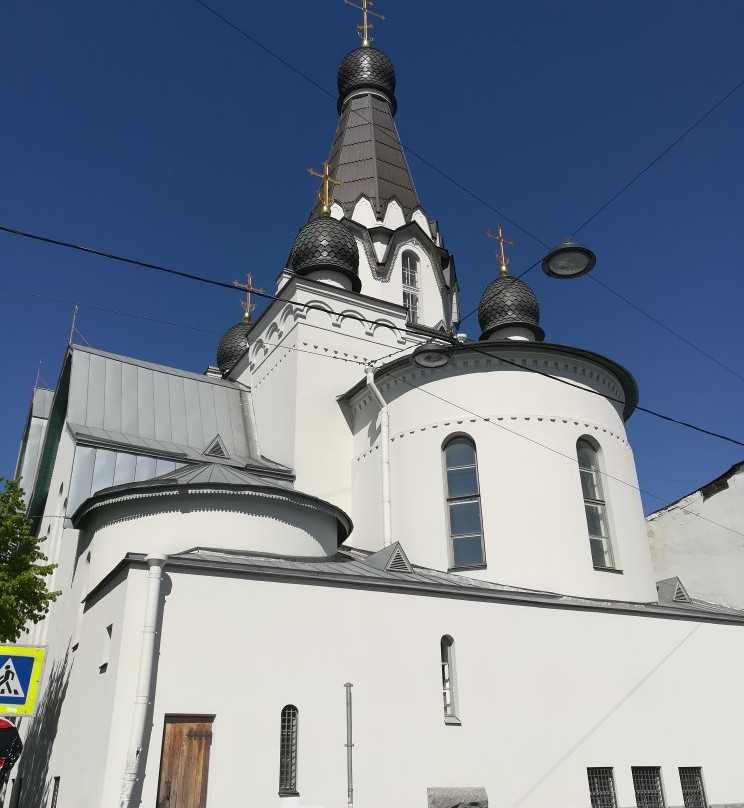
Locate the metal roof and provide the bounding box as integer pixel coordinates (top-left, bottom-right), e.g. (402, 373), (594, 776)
(313, 93), (420, 218)
(66, 345), (289, 473)
(89, 545), (744, 625)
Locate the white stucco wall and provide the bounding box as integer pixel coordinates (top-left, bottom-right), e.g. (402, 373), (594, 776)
(647, 466), (744, 608)
(40, 566), (744, 808)
(348, 348), (654, 602)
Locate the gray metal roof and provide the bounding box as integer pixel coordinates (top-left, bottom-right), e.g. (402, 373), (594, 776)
(88, 544), (744, 625)
(313, 93), (420, 218)
(66, 345), (289, 473)
(115, 461), (295, 491)
(31, 387), (54, 419)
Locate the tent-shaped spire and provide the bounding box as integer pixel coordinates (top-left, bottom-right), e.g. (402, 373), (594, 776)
(312, 46), (420, 218)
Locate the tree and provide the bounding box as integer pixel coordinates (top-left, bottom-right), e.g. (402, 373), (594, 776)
(0, 478), (60, 643)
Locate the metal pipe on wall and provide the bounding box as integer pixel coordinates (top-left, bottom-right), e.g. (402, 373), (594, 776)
(119, 553), (167, 808)
(345, 682), (354, 808)
(365, 368), (392, 547)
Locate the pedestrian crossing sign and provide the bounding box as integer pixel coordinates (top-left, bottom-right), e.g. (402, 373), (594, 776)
(0, 646), (46, 717)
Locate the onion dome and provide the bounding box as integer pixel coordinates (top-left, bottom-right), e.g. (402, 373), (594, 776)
(478, 276), (545, 342)
(290, 216), (361, 293)
(337, 47), (397, 114)
(216, 321), (251, 373)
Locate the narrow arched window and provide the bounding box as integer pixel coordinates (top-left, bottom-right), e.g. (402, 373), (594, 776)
(402, 251), (420, 323)
(577, 439), (614, 569)
(443, 436), (485, 568)
(440, 635), (459, 722)
(278, 705), (299, 795)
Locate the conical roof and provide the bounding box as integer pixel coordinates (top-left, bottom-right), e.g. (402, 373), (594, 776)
(312, 47), (419, 218)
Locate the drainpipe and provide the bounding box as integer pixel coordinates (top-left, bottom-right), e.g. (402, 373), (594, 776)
(344, 682), (354, 808)
(119, 553), (167, 808)
(237, 380), (262, 459)
(365, 368), (392, 547)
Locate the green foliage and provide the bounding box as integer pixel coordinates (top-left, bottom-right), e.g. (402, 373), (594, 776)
(0, 477), (60, 642)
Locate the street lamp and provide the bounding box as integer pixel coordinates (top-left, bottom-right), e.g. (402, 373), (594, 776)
(411, 342), (452, 369)
(541, 239), (596, 279)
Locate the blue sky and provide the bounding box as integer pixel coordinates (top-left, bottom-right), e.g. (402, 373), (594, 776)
(1, 0), (742, 514)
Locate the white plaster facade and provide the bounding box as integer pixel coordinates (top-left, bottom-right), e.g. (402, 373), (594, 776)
(5, 33), (744, 808)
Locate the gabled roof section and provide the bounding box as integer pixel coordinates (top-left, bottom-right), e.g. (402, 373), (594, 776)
(656, 577), (692, 605)
(313, 93), (419, 218)
(364, 541), (412, 573)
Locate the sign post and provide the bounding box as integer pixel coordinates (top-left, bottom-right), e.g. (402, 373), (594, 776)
(0, 646), (46, 717)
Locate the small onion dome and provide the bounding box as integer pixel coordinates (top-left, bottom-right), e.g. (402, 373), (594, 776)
(477, 276), (545, 342)
(337, 47), (397, 114)
(290, 216), (361, 293)
(216, 320), (251, 373)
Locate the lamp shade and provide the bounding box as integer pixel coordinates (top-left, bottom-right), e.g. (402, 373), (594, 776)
(542, 240), (596, 279)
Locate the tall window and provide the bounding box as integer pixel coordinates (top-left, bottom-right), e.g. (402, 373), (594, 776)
(444, 437), (485, 567)
(577, 439), (614, 569)
(587, 768), (617, 808)
(632, 767), (666, 808)
(679, 768), (708, 808)
(402, 251), (420, 323)
(278, 705), (299, 795)
(440, 635), (459, 722)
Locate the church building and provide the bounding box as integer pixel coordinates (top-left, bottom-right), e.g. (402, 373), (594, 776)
(6, 9), (744, 808)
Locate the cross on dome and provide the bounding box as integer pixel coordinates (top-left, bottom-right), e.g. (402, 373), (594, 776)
(486, 224), (514, 277)
(343, 0), (385, 48)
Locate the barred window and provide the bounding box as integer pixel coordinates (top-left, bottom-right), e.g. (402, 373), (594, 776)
(402, 251), (420, 323)
(278, 705), (299, 795)
(679, 768), (707, 808)
(587, 768), (617, 808)
(632, 766), (666, 808)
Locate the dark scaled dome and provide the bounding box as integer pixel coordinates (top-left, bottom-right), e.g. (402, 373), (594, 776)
(337, 47), (397, 113)
(216, 320), (251, 373)
(290, 216), (361, 293)
(478, 276), (545, 341)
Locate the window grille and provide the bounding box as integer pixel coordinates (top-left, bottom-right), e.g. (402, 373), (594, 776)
(679, 768), (707, 808)
(440, 635), (458, 720)
(577, 439), (614, 569)
(278, 705), (299, 795)
(587, 768), (617, 808)
(443, 437), (485, 567)
(632, 767), (665, 808)
(50, 777), (61, 808)
(402, 252), (420, 323)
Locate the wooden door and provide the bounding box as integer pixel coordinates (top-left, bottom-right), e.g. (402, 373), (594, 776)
(156, 716), (213, 808)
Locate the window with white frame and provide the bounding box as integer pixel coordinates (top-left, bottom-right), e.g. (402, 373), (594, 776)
(679, 768), (708, 808)
(443, 436), (485, 568)
(278, 705), (299, 795)
(577, 438), (614, 569)
(440, 635), (459, 722)
(587, 768), (617, 808)
(402, 251), (420, 323)
(632, 767), (666, 808)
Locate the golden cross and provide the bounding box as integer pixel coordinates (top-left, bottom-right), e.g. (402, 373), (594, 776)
(343, 0), (385, 48)
(486, 224), (514, 277)
(232, 272), (264, 324)
(308, 161), (343, 216)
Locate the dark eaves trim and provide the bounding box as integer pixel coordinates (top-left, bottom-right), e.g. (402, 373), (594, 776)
(84, 552), (744, 626)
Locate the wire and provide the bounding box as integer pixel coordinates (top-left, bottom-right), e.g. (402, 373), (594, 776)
(0, 224), (413, 338)
(393, 373), (744, 539)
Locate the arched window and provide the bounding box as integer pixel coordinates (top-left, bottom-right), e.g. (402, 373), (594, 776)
(577, 439), (614, 569)
(440, 635), (459, 722)
(278, 705), (299, 795)
(402, 251), (420, 323)
(443, 436), (485, 568)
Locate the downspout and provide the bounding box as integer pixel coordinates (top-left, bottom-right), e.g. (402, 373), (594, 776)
(119, 553), (167, 808)
(365, 368), (392, 547)
(344, 682), (354, 808)
(237, 379), (262, 459)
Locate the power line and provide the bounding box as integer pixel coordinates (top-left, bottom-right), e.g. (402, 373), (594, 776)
(0, 223), (413, 338)
(393, 373), (744, 539)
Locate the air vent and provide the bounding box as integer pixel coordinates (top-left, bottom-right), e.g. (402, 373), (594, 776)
(204, 436), (228, 459)
(386, 547), (412, 573)
(673, 581), (692, 604)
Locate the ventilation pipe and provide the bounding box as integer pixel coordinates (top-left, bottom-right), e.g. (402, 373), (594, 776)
(365, 368), (392, 547)
(119, 553), (167, 808)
